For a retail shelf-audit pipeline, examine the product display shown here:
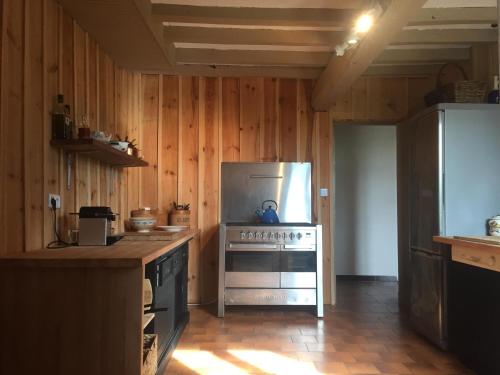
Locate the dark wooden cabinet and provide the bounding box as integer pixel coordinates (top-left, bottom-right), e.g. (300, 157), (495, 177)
(145, 243), (189, 373)
(449, 261), (500, 375)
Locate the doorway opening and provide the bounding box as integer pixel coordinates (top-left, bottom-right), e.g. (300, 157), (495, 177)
(333, 124), (399, 310)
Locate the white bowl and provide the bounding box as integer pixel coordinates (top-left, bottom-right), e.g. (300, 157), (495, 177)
(129, 217), (156, 232)
(110, 141), (129, 152)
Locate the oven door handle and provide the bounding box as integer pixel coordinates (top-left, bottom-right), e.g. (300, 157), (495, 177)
(283, 244), (315, 251)
(228, 242), (278, 251)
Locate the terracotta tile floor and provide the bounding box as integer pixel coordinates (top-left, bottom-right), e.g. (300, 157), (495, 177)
(165, 281), (473, 374)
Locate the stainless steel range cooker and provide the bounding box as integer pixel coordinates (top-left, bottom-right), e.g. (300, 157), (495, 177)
(218, 223), (323, 317)
(218, 162), (323, 318)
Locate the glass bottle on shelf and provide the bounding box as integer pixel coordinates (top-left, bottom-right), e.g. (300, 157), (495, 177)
(51, 94), (72, 139)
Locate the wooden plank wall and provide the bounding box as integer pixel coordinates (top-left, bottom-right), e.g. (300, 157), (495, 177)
(330, 76), (435, 122)
(0, 0), (140, 255)
(135, 75), (333, 304)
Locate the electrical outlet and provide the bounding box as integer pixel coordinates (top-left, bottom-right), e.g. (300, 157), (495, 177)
(48, 194), (61, 209)
(320, 188), (329, 197)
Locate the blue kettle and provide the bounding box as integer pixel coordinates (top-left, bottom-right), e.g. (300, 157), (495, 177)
(256, 200), (280, 224)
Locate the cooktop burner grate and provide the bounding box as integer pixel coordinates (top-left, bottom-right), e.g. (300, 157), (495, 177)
(225, 222), (316, 227)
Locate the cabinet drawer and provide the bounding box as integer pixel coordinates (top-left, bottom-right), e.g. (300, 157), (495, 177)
(452, 245), (500, 273)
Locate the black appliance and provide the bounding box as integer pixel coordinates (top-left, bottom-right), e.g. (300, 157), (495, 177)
(145, 244), (189, 372)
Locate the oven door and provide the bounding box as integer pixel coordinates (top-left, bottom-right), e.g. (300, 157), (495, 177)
(225, 242), (280, 288)
(281, 249), (317, 288)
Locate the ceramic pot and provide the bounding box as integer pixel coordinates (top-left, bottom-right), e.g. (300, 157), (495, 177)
(488, 215), (500, 236)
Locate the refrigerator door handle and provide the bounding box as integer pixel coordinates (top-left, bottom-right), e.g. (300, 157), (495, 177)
(411, 246), (442, 258)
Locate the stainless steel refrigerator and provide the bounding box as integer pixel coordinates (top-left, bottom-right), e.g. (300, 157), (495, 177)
(407, 104), (500, 349)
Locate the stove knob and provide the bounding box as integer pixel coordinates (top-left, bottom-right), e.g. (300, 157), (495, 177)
(256, 232), (262, 240)
(289, 232), (295, 240)
(262, 232), (268, 240)
(269, 232), (275, 240)
(297, 233), (303, 240)
(240, 231), (246, 240)
(248, 232), (254, 240)
(275, 232), (281, 239)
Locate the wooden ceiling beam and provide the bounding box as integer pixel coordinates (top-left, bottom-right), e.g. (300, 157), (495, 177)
(375, 48), (470, 64)
(409, 7), (496, 26)
(164, 26), (345, 46)
(364, 64), (442, 76)
(175, 48), (330, 67)
(393, 29), (497, 44)
(152, 4), (357, 27)
(311, 0), (428, 111)
(142, 64), (322, 78)
(151, 0), (370, 9)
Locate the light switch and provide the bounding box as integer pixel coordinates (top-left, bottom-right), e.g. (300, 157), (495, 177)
(320, 188), (329, 197)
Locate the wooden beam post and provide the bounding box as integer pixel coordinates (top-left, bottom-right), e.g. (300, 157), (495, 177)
(311, 0), (427, 111)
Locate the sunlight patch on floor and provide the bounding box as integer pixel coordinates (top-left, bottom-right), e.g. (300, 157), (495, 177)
(228, 349), (321, 375)
(172, 350), (249, 375)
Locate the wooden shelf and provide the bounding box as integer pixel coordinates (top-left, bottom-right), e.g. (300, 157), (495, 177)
(143, 313), (155, 329)
(50, 138), (148, 167)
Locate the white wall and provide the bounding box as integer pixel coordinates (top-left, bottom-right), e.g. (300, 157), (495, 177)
(334, 125), (398, 277)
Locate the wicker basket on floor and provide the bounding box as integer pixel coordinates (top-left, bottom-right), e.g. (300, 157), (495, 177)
(142, 334), (157, 375)
(425, 63), (487, 106)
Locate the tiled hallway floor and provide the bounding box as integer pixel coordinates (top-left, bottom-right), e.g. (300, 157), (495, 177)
(165, 281), (473, 374)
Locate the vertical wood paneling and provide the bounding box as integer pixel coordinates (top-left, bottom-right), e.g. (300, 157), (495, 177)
(160, 75), (179, 215)
(1, 0), (25, 255)
(140, 74), (159, 209)
(367, 77), (408, 121)
(98, 47), (110, 207)
(221, 77), (239, 162)
(262, 78), (278, 162)
(74, 22), (89, 210)
(116, 68), (128, 231)
(126, 72), (141, 215)
(239, 77), (261, 162)
(279, 78), (298, 161)
(24, 0), (44, 251)
(330, 85), (352, 121)
(318, 111), (332, 304)
(60, 9), (76, 235)
(87, 35), (99, 206)
(298, 79), (314, 163)
(199, 77), (219, 302)
(179, 76), (200, 303)
(351, 78), (368, 120)
(43, 0), (60, 246)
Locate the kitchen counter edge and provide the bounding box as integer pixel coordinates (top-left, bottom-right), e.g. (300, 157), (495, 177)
(0, 229), (198, 268)
(434, 235), (500, 253)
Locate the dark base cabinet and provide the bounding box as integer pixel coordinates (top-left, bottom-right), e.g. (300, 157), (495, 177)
(145, 243), (190, 373)
(449, 261), (500, 375)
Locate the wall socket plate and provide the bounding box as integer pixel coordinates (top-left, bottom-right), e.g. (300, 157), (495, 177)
(48, 194), (61, 209)
(320, 188), (329, 197)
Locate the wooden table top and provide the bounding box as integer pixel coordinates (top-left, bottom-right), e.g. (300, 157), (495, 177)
(434, 235), (500, 252)
(0, 229), (198, 268)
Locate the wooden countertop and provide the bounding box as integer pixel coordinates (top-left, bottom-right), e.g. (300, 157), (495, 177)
(0, 229), (197, 268)
(434, 235), (500, 252)
(434, 235), (500, 272)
